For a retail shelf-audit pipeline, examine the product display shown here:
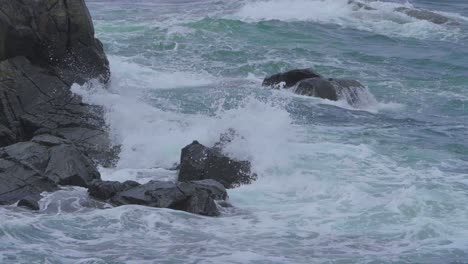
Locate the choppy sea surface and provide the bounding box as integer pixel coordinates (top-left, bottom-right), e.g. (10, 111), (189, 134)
(1, 0), (468, 263)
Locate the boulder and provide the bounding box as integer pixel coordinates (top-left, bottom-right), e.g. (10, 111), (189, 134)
(262, 69), (321, 88)
(178, 141), (256, 189)
(0, 0), (110, 84)
(295, 78), (366, 105)
(1, 134), (100, 188)
(89, 179), (228, 216)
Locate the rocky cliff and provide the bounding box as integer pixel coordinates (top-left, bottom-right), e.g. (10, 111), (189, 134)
(0, 0), (113, 207)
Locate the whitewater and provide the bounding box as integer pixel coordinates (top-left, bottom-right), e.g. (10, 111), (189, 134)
(1, 0), (468, 263)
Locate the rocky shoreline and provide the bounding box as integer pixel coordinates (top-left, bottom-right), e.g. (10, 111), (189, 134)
(0, 0), (258, 216)
(0, 0), (379, 217)
(0, 0), (113, 207)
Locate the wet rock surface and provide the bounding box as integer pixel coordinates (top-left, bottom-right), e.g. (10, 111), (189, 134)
(0, 0), (114, 209)
(262, 69), (321, 88)
(178, 141), (256, 189)
(89, 179), (228, 217)
(0, 57), (115, 165)
(17, 196), (41, 211)
(263, 69), (372, 106)
(0, 0), (110, 83)
(295, 78), (367, 104)
(0, 134), (101, 205)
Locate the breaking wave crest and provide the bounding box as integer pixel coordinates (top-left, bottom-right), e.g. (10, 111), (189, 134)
(234, 0), (465, 40)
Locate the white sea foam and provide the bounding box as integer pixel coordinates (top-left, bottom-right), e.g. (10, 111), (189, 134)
(233, 0), (464, 40)
(73, 57), (296, 176)
(5, 52), (467, 262)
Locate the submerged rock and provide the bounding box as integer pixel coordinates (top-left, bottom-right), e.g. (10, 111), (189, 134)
(262, 69), (321, 88)
(178, 141), (256, 189)
(89, 179), (228, 216)
(395, 7), (453, 25)
(347, 0), (456, 25)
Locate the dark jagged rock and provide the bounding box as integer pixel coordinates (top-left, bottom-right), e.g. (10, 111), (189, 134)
(88, 180), (141, 201)
(1, 134), (100, 188)
(295, 78), (366, 104)
(0, 0), (115, 164)
(0, 0), (114, 209)
(263, 68), (373, 106)
(88, 179), (228, 216)
(262, 69), (321, 88)
(0, 56), (115, 165)
(17, 195), (41, 211)
(178, 141), (256, 189)
(0, 0), (110, 84)
(395, 7), (453, 25)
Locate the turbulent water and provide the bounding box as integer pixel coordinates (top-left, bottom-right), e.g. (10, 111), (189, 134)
(2, 0), (468, 263)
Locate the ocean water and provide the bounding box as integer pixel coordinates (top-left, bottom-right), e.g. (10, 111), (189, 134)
(2, 0), (468, 263)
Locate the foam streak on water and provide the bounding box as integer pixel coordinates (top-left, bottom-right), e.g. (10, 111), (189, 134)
(1, 0), (468, 263)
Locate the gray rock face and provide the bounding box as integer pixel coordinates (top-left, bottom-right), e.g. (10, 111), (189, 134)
(178, 141), (256, 189)
(89, 179), (228, 216)
(0, 0), (115, 164)
(0, 0), (113, 210)
(0, 56), (115, 165)
(0, 157), (58, 206)
(262, 69), (321, 88)
(0, 0), (110, 84)
(1, 134), (100, 187)
(88, 180), (141, 201)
